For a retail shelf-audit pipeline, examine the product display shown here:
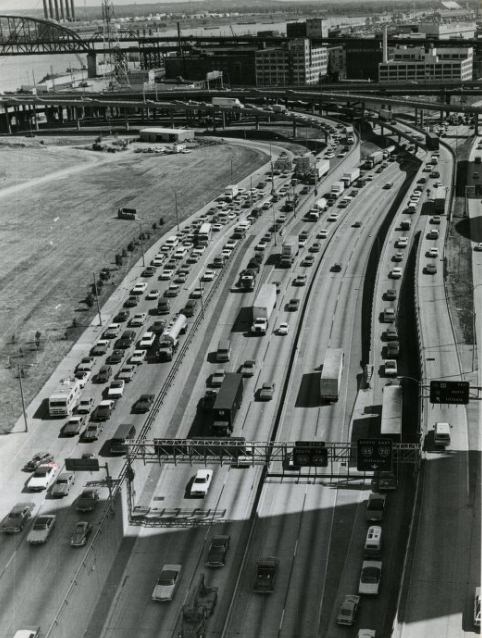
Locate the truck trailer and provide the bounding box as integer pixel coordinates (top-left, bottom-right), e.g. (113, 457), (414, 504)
(365, 150), (383, 169)
(341, 167), (360, 187)
(280, 236), (298, 267)
(307, 158), (330, 183)
(212, 97), (243, 109)
(225, 185), (239, 201)
(251, 283), (277, 334)
(158, 314), (187, 361)
(433, 186), (446, 214)
(425, 132), (440, 150)
(211, 373), (244, 435)
(330, 181), (345, 198)
(320, 348), (344, 402)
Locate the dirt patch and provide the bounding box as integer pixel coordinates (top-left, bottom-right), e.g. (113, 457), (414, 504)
(0, 137), (267, 432)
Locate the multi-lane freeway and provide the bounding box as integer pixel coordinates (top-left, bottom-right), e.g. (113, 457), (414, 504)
(0, 112), (480, 638)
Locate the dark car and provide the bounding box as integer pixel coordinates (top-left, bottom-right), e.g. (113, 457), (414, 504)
(132, 394), (155, 414)
(384, 289), (397, 301)
(106, 349), (124, 365)
(75, 489), (100, 513)
(80, 423), (103, 442)
(157, 299), (170, 315)
(70, 521), (93, 547)
(141, 266), (156, 278)
(0, 502), (35, 533)
(114, 310), (130, 323)
(115, 330), (136, 350)
(90, 341), (109, 356)
(123, 296), (139, 308)
(206, 535), (230, 567)
(95, 365), (113, 384)
(24, 452), (53, 472)
(386, 341), (400, 358)
(150, 320), (166, 335)
(384, 326), (399, 341)
(199, 389), (218, 412)
(287, 298), (300, 311)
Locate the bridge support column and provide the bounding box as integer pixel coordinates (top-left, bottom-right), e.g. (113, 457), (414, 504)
(292, 119), (297, 137)
(420, 109), (424, 127)
(32, 104), (39, 131)
(170, 112), (174, 128)
(414, 107), (418, 125)
(87, 52), (97, 79)
(255, 117), (259, 131)
(0, 108), (11, 134)
(221, 111), (226, 129)
(475, 117), (479, 136)
(125, 111), (130, 132)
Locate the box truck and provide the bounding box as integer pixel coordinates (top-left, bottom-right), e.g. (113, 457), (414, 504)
(280, 236), (298, 267)
(251, 284), (277, 334)
(330, 181), (345, 198)
(341, 168), (360, 187)
(211, 373), (244, 435)
(320, 348), (344, 402)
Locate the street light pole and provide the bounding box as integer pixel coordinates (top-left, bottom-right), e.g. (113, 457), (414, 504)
(173, 190), (180, 232)
(137, 221), (146, 267)
(17, 362), (28, 433)
(92, 272), (103, 326)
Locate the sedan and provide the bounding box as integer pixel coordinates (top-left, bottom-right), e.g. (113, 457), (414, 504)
(189, 469), (213, 497)
(206, 535), (230, 567)
(384, 359), (398, 377)
(130, 349), (147, 365)
(293, 274), (307, 286)
(159, 269), (174, 281)
(392, 252), (403, 262)
(302, 255), (315, 266)
(327, 214), (339, 222)
(139, 332), (156, 348)
(131, 282), (148, 295)
(287, 298), (300, 311)
(474, 242), (482, 251)
(129, 313), (147, 327)
(75, 488), (100, 513)
(80, 424), (103, 442)
(384, 289), (397, 301)
(51, 472), (75, 498)
(202, 270), (215, 282)
(106, 349), (124, 365)
(389, 268), (402, 279)
(396, 237), (408, 248)
(359, 561), (382, 596)
(316, 231), (328, 240)
(430, 216), (441, 224)
(146, 289), (160, 300)
(27, 463), (59, 491)
(240, 360), (256, 378)
(117, 365), (136, 382)
(424, 263), (437, 274)
(426, 247), (439, 258)
(152, 564), (182, 602)
(107, 379), (125, 399)
(70, 521), (93, 548)
(211, 369), (226, 388)
(336, 594), (360, 626)
(114, 310), (130, 323)
(90, 340), (110, 356)
(277, 322), (289, 335)
(123, 296), (139, 308)
(259, 382), (275, 401)
(132, 394), (155, 413)
(61, 416), (85, 437)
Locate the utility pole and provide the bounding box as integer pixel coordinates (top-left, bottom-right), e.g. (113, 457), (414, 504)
(173, 190), (180, 232)
(93, 272), (103, 326)
(17, 362), (28, 433)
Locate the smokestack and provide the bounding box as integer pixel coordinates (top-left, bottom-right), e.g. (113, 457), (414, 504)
(59, 0), (65, 20)
(53, 0), (60, 20)
(382, 25), (388, 63)
(70, 0), (75, 20)
(42, 0), (48, 19)
(64, 0), (71, 20)
(48, 0), (54, 19)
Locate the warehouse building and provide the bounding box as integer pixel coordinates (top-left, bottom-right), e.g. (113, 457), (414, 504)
(255, 38), (327, 87)
(139, 127), (195, 143)
(378, 44), (473, 83)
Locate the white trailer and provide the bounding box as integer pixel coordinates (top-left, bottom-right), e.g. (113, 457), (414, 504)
(158, 314), (187, 361)
(320, 348), (344, 402)
(341, 168), (360, 187)
(225, 185), (239, 200)
(330, 181), (345, 198)
(251, 284), (277, 335)
(280, 236), (298, 267)
(212, 97), (244, 109)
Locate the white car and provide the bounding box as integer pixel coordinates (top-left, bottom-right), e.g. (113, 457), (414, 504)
(103, 323), (121, 339)
(27, 515), (56, 545)
(389, 267), (402, 279)
(474, 242), (482, 252)
(151, 257), (164, 267)
(159, 269), (174, 280)
(358, 560), (382, 595)
(152, 564), (182, 602)
(27, 463), (59, 491)
(130, 349), (147, 365)
(146, 290), (160, 300)
(357, 630), (376, 638)
(384, 359), (398, 377)
(396, 237), (408, 248)
(202, 270), (215, 282)
(139, 332), (156, 348)
(107, 379), (125, 399)
(190, 469), (213, 497)
(277, 322), (289, 335)
(117, 365), (136, 382)
(212, 223), (223, 232)
(327, 214), (339, 222)
(131, 282), (148, 295)
(427, 247), (439, 258)
(129, 312), (147, 327)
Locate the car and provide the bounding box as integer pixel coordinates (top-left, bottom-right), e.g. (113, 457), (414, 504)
(277, 322), (289, 335)
(389, 267), (402, 279)
(106, 349), (124, 365)
(131, 282), (148, 295)
(427, 229), (439, 240)
(336, 594), (360, 626)
(103, 323), (121, 339)
(430, 215), (441, 224)
(139, 332), (156, 348)
(61, 415), (86, 436)
(76, 398), (94, 415)
(151, 320), (165, 335)
(293, 274), (307, 286)
(27, 463), (59, 491)
(174, 272), (187, 284)
(396, 237), (408, 248)
(240, 360), (256, 377)
(123, 296), (138, 308)
(474, 242), (482, 252)
(159, 269), (174, 280)
(75, 488), (100, 512)
(132, 394), (155, 413)
(190, 469), (213, 497)
(0, 502), (35, 533)
(383, 182), (393, 189)
(130, 349), (147, 365)
(430, 171), (440, 178)
(113, 310), (130, 323)
(384, 359), (398, 376)
(359, 560), (382, 596)
(384, 289), (397, 301)
(116, 330), (136, 349)
(352, 221), (362, 228)
(365, 174), (374, 181)
(202, 270), (215, 282)
(146, 289), (160, 300)
(152, 564), (182, 602)
(90, 339), (110, 356)
(424, 263), (437, 274)
(474, 587), (481, 628)
(384, 326), (399, 341)
(70, 521), (93, 548)
(392, 252), (403, 262)
(211, 369), (226, 388)
(259, 382), (275, 401)
(157, 299), (170, 314)
(91, 399), (115, 421)
(206, 535), (230, 567)
(417, 177), (427, 184)
(75, 369), (91, 388)
(386, 341), (400, 358)
(141, 266), (156, 278)
(129, 312), (147, 327)
(76, 356), (94, 372)
(117, 365), (136, 382)
(80, 423), (103, 442)
(331, 263), (342, 272)
(287, 298), (300, 311)
(316, 230), (328, 239)
(27, 515), (56, 545)
(107, 379), (125, 399)
(51, 472), (75, 497)
(95, 365), (113, 384)
(327, 214), (339, 222)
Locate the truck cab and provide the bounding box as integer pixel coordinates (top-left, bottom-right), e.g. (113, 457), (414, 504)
(254, 557), (279, 593)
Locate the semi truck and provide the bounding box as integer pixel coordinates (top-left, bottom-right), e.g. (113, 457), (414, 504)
(158, 313), (187, 361)
(212, 97), (243, 109)
(330, 181), (345, 198)
(320, 348), (344, 402)
(307, 158), (330, 183)
(117, 207), (137, 220)
(365, 150), (384, 169)
(433, 186), (446, 214)
(425, 132), (440, 150)
(280, 236), (298, 267)
(224, 185), (238, 200)
(341, 167), (360, 187)
(251, 283), (277, 334)
(211, 373), (244, 435)
(239, 268), (257, 291)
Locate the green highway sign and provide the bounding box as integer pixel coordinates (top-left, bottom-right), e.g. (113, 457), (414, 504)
(357, 438), (393, 471)
(430, 380), (469, 405)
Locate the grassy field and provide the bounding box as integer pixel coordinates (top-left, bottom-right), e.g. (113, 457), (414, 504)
(0, 136), (267, 432)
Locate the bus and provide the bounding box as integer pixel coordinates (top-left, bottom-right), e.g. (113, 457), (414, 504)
(196, 222), (212, 246)
(380, 383), (403, 442)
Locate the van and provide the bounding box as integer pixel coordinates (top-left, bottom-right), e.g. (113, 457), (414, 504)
(364, 525), (383, 558)
(109, 423), (136, 455)
(434, 421), (451, 447)
(216, 339), (231, 362)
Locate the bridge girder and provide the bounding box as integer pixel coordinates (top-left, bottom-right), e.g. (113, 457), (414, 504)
(0, 15), (92, 55)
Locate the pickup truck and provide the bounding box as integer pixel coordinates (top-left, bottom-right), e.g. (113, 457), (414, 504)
(27, 515), (56, 544)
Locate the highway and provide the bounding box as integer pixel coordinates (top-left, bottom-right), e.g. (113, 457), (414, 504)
(0, 111), (479, 638)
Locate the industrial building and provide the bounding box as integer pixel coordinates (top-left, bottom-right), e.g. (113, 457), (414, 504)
(164, 48), (257, 86)
(379, 44), (474, 83)
(286, 18), (325, 39)
(139, 128), (195, 143)
(345, 39), (383, 81)
(255, 38), (327, 87)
